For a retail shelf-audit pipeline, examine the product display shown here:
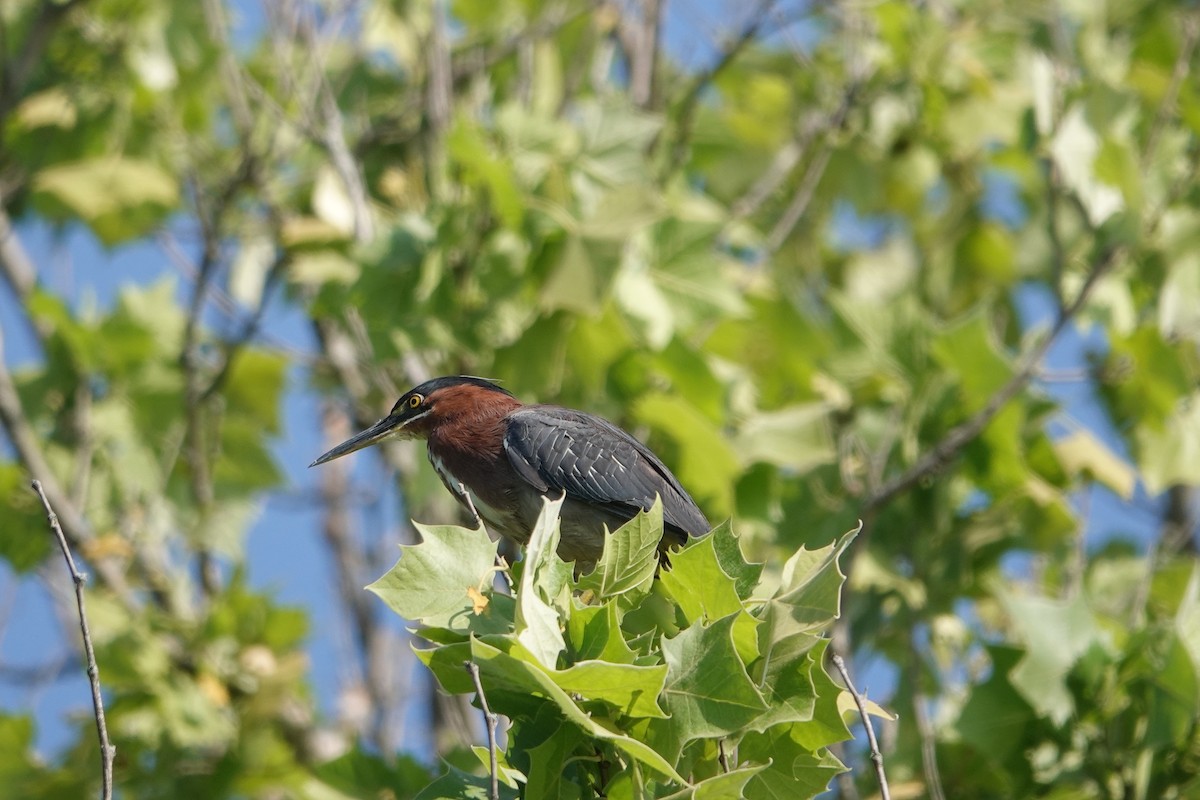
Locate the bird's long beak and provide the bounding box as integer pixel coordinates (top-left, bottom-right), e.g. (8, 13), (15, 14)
(309, 415), (408, 467)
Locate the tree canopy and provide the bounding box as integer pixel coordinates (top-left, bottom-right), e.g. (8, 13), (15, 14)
(2, 0), (1199, 797)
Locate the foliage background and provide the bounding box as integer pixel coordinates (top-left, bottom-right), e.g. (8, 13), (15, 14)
(2, 0), (1200, 797)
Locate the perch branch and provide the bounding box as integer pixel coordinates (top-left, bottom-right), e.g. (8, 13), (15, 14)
(32, 480), (115, 800)
(832, 653), (889, 800)
(465, 661), (500, 800)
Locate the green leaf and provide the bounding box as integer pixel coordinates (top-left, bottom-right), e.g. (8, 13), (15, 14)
(575, 501), (662, 604)
(661, 614), (768, 742)
(470, 638), (685, 782)
(747, 624), (821, 732)
(1002, 590), (1105, 725)
(567, 601), (638, 664)
(658, 764), (768, 799)
(415, 765), (519, 800)
(368, 522), (510, 634)
(31, 157), (179, 244)
(761, 526), (858, 632)
(788, 639), (854, 751)
(659, 534), (744, 624)
(543, 659), (669, 719)
(659, 534), (761, 664)
(709, 520), (764, 600)
(524, 720), (587, 800)
(515, 496), (568, 668)
(740, 720), (846, 799)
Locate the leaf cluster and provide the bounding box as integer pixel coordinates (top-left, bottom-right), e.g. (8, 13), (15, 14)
(369, 499), (860, 798)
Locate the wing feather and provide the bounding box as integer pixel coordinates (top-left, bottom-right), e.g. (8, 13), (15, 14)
(503, 406), (710, 536)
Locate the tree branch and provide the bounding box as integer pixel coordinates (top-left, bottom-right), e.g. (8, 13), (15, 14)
(465, 660), (500, 800)
(763, 81), (861, 254)
(318, 402), (401, 752)
(32, 480), (115, 800)
(864, 248), (1118, 514)
(831, 652), (890, 800)
(661, 0), (778, 178)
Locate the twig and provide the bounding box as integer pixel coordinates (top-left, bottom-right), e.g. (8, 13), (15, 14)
(662, 0), (779, 177)
(31, 480), (115, 800)
(831, 653), (890, 800)
(763, 81), (860, 254)
(864, 248), (1118, 514)
(465, 661), (500, 800)
(912, 693), (946, 800)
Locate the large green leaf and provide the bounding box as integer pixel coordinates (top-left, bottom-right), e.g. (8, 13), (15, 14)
(515, 496), (567, 667)
(368, 522), (510, 634)
(661, 614), (768, 742)
(575, 501), (662, 603)
(469, 638), (684, 782)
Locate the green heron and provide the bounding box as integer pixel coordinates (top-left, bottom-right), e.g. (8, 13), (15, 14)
(310, 376), (710, 564)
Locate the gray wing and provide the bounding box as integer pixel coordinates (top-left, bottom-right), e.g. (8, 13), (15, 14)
(503, 405), (710, 537)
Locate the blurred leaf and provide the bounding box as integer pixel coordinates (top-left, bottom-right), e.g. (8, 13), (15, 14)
(31, 157), (178, 244)
(1053, 430), (1136, 499)
(1137, 393), (1200, 494)
(1002, 591), (1105, 725)
(415, 765), (519, 800)
(0, 466), (52, 571)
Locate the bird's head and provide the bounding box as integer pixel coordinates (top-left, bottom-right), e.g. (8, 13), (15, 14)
(309, 376), (515, 467)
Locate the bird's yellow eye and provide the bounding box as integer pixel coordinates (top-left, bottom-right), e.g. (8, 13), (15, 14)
(408, 394), (423, 409)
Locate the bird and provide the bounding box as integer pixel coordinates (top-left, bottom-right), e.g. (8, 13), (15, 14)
(309, 376), (710, 565)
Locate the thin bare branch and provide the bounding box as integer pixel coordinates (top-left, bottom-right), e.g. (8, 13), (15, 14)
(465, 660), (501, 800)
(763, 82), (861, 254)
(913, 693), (946, 800)
(627, 0), (664, 109)
(832, 653), (890, 800)
(865, 245), (1118, 514)
(662, 0), (778, 178)
(32, 480), (115, 800)
(317, 403), (401, 752)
